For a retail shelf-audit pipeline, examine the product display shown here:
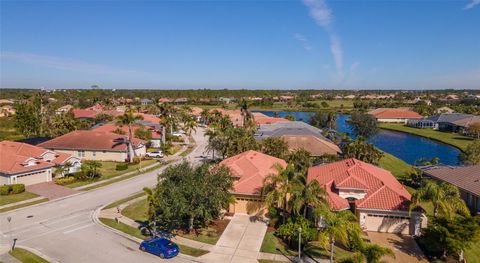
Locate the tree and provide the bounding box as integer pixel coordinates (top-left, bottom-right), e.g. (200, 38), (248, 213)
(239, 99), (254, 128)
(467, 123), (480, 139)
(94, 113), (113, 124)
(316, 209), (362, 263)
(289, 175), (326, 217)
(285, 114), (296, 121)
(349, 112), (378, 139)
(287, 148), (312, 173)
(50, 110), (78, 137)
(361, 243), (395, 263)
(418, 215), (480, 260)
(260, 137), (289, 159)
(225, 127), (258, 157)
(134, 126), (152, 141)
(342, 138), (384, 164)
(459, 140), (480, 165)
(14, 100), (42, 138)
(276, 216), (317, 246)
(149, 162), (233, 232)
(78, 160), (102, 180)
(410, 180), (470, 219)
(117, 107), (143, 141)
(309, 111), (336, 130)
(182, 115), (197, 145)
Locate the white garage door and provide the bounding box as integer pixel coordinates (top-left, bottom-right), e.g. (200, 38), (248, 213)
(365, 214), (411, 235)
(16, 171), (50, 185)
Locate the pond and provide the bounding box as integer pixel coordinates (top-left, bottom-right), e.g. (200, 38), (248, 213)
(255, 110), (462, 165)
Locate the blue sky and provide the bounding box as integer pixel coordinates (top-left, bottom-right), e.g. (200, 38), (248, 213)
(1, 0), (479, 90)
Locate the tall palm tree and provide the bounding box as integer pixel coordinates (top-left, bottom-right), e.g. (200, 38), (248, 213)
(262, 164), (301, 223)
(315, 209), (360, 263)
(361, 243), (395, 263)
(117, 107), (143, 141)
(200, 108), (211, 125)
(410, 180), (470, 218)
(157, 103), (177, 134)
(290, 177), (326, 217)
(182, 115), (197, 145)
(239, 99), (254, 128)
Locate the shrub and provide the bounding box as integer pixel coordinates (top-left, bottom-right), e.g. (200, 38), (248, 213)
(0, 185), (10, 195)
(10, 184), (25, 194)
(116, 163), (129, 171)
(55, 176), (77, 185)
(132, 157), (141, 164)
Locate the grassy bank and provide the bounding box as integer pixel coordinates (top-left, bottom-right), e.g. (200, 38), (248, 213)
(379, 123), (473, 151)
(378, 152), (412, 180)
(9, 247), (49, 263)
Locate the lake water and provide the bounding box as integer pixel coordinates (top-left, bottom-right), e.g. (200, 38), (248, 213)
(255, 110), (461, 165)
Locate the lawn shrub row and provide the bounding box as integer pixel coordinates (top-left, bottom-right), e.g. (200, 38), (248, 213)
(0, 184), (25, 195)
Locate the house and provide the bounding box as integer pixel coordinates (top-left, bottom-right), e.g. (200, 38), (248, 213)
(252, 112), (290, 125)
(140, 98), (153, 105)
(0, 105), (15, 117)
(424, 113), (475, 132)
(219, 150), (287, 215)
(435, 107), (454, 114)
(367, 108), (423, 123)
(56, 105), (73, 115)
(39, 130), (146, 162)
(92, 123), (163, 148)
(0, 141), (81, 185)
(281, 135), (341, 156)
(308, 158), (426, 235)
(422, 165), (480, 215)
(158, 98), (172, 104)
(174, 98), (189, 104)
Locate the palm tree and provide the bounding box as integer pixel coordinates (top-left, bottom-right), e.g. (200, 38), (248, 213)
(182, 115), (197, 145)
(262, 164), (301, 223)
(361, 243), (395, 263)
(290, 177), (326, 217)
(410, 180), (470, 218)
(117, 107), (143, 141)
(200, 108), (211, 125)
(239, 99), (254, 128)
(316, 209), (360, 263)
(157, 103), (177, 135)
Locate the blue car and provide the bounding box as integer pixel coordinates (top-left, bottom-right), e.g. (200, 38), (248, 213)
(139, 237), (179, 259)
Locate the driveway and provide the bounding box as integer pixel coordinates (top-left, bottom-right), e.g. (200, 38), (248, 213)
(367, 232), (428, 263)
(26, 182), (78, 200)
(199, 214), (268, 263)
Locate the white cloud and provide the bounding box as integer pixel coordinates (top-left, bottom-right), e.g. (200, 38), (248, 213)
(464, 0), (480, 9)
(0, 51), (153, 77)
(293, 33), (313, 51)
(302, 0), (343, 73)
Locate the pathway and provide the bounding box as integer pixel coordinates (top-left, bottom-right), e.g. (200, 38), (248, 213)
(26, 182), (78, 200)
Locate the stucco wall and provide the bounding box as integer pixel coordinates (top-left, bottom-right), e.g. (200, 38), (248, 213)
(54, 149), (127, 162)
(358, 209), (426, 235)
(229, 195), (266, 215)
(376, 118), (409, 123)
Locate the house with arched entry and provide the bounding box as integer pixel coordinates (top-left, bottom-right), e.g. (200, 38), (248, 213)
(308, 158), (426, 235)
(219, 150), (287, 215)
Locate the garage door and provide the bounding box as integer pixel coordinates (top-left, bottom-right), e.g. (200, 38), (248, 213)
(365, 214), (410, 235)
(16, 171), (50, 185)
(231, 198), (265, 215)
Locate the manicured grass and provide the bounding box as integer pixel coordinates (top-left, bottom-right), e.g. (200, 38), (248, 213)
(64, 160), (158, 188)
(0, 116), (25, 141)
(121, 199), (149, 222)
(465, 240), (480, 263)
(378, 152), (412, 180)
(0, 198), (48, 213)
(179, 225), (224, 245)
(99, 218), (209, 257)
(0, 192), (39, 206)
(9, 247), (49, 263)
(103, 192), (146, 210)
(379, 123), (473, 151)
(260, 232), (353, 260)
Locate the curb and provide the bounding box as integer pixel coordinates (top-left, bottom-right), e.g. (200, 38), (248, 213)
(15, 245), (60, 263)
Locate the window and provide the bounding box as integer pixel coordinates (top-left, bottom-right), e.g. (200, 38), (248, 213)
(77, 150), (85, 157)
(92, 151), (96, 157)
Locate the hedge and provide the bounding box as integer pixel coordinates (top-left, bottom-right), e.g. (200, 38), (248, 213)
(0, 184), (26, 195)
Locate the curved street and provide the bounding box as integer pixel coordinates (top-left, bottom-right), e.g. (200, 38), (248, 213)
(0, 128), (208, 263)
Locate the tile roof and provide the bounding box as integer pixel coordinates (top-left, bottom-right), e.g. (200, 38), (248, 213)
(281, 135), (341, 156)
(0, 141), (75, 175)
(426, 113), (473, 123)
(422, 165), (480, 196)
(450, 115), (480, 128)
(92, 123), (162, 139)
(255, 121), (332, 142)
(219, 150), (287, 195)
(307, 158), (411, 211)
(368, 108), (422, 119)
(255, 116), (290, 125)
(38, 130), (146, 152)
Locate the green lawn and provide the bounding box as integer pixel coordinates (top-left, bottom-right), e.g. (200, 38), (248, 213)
(121, 199), (149, 222)
(378, 152), (412, 180)
(260, 231), (353, 261)
(9, 247), (49, 263)
(379, 123), (473, 151)
(103, 192), (146, 210)
(0, 192), (39, 206)
(64, 159), (157, 188)
(465, 240), (480, 263)
(99, 218), (209, 257)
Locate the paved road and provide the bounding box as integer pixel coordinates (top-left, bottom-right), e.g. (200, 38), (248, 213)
(0, 128), (208, 263)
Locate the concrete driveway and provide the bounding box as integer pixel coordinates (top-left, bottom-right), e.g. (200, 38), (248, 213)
(26, 182), (78, 200)
(199, 214), (268, 263)
(367, 232), (428, 263)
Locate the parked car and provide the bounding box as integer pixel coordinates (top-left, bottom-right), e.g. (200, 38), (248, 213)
(145, 151), (164, 158)
(171, 132), (183, 137)
(139, 238), (179, 259)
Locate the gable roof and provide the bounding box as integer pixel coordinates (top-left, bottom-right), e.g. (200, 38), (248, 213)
(307, 158), (411, 211)
(422, 165), (480, 196)
(219, 150), (287, 195)
(255, 121), (331, 142)
(92, 123), (161, 139)
(0, 141), (75, 175)
(368, 108), (422, 119)
(281, 135), (342, 156)
(426, 113), (473, 123)
(38, 130), (146, 152)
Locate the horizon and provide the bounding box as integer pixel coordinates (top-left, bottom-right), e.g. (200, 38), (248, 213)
(1, 0), (479, 90)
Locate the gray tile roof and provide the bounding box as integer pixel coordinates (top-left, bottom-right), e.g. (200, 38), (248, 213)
(255, 121), (331, 142)
(426, 113), (473, 123)
(422, 165), (480, 196)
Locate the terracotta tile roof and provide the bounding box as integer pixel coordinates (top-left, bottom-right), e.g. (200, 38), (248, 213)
(255, 116), (290, 125)
(307, 158), (411, 211)
(135, 113), (160, 124)
(422, 165), (480, 196)
(0, 141), (75, 175)
(92, 123), (161, 139)
(281, 135), (342, 156)
(73, 109), (98, 119)
(219, 150), (287, 195)
(190, 107), (204, 116)
(368, 108), (422, 119)
(38, 130), (146, 152)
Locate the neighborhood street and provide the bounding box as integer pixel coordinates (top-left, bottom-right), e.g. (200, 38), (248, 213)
(0, 128), (208, 263)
